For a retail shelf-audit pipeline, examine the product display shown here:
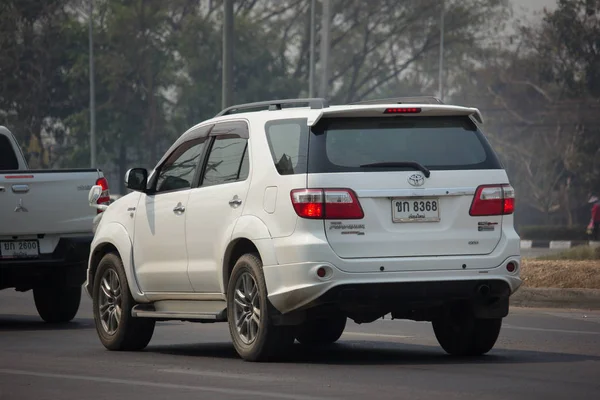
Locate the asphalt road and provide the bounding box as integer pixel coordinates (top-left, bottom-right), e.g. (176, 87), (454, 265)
(1, 289), (600, 400)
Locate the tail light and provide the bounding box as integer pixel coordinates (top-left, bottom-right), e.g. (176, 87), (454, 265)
(96, 177), (110, 213)
(470, 184), (515, 216)
(291, 188), (364, 219)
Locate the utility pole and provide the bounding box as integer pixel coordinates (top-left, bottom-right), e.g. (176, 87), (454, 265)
(308, 0), (316, 97)
(438, 0), (445, 102)
(222, 0), (234, 109)
(318, 0), (331, 99)
(89, 0), (96, 168)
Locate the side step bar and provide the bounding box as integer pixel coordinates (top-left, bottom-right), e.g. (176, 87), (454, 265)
(132, 300), (227, 322)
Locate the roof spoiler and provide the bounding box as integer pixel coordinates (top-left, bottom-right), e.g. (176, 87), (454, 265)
(348, 96), (444, 105)
(213, 96), (483, 124)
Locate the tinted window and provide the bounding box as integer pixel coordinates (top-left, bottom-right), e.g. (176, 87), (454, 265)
(155, 139), (206, 193)
(238, 146), (249, 181)
(0, 135), (19, 170)
(202, 136), (248, 186)
(308, 116), (502, 173)
(265, 119), (309, 175)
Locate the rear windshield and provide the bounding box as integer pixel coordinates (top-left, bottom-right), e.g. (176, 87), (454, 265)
(308, 116), (502, 173)
(263, 116), (502, 175)
(0, 134), (19, 170)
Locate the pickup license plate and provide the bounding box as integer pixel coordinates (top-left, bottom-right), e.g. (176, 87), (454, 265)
(392, 198), (440, 223)
(0, 240), (39, 259)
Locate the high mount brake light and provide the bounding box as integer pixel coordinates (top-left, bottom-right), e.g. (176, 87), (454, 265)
(383, 107), (421, 114)
(470, 184), (515, 216)
(290, 188), (364, 219)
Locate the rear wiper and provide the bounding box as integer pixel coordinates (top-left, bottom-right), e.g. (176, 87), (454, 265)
(359, 161), (431, 178)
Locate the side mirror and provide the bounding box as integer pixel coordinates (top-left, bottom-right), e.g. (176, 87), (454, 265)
(125, 168), (148, 192)
(88, 185), (108, 211)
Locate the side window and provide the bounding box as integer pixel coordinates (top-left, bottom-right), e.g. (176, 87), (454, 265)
(0, 134), (19, 170)
(155, 139), (206, 193)
(238, 147), (249, 181)
(265, 119), (309, 175)
(202, 136), (249, 187)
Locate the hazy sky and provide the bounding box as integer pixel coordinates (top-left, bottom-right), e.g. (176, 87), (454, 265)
(513, 0), (558, 19)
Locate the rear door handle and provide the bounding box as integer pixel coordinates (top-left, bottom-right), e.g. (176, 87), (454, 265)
(173, 202), (186, 213)
(229, 195), (242, 208)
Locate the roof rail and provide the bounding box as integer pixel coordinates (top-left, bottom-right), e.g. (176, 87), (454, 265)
(215, 98), (329, 117)
(348, 96), (444, 105)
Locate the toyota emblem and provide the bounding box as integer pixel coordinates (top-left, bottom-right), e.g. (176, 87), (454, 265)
(408, 174), (425, 187)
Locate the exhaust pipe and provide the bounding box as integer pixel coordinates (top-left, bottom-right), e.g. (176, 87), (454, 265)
(477, 284), (491, 297)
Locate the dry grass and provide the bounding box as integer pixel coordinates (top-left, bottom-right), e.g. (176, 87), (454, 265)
(521, 259), (600, 289)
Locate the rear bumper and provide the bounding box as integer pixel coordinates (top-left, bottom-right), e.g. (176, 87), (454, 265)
(264, 260), (522, 315)
(0, 236), (92, 290)
(264, 226), (521, 314)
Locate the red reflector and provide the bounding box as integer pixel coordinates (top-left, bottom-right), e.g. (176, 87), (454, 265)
(5, 175), (34, 179)
(506, 262), (517, 273)
(291, 189), (364, 220)
(470, 184), (515, 216)
(317, 267), (326, 278)
(383, 107), (421, 114)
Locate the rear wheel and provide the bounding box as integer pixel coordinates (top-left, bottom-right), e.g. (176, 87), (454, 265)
(227, 253), (294, 362)
(295, 314), (347, 346)
(92, 252), (155, 351)
(33, 284), (81, 323)
(432, 313), (502, 356)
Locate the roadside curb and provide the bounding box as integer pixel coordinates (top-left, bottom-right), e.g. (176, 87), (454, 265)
(520, 240), (600, 249)
(511, 287), (600, 310)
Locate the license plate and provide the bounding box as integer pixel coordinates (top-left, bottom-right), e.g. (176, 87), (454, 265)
(0, 240), (39, 259)
(392, 198), (440, 223)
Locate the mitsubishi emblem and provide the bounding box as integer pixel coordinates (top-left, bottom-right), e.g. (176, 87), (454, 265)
(14, 198), (28, 212)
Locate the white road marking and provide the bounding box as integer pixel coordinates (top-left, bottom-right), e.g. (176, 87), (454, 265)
(502, 325), (600, 335)
(0, 369), (332, 400)
(159, 368), (294, 382)
(343, 332), (414, 339)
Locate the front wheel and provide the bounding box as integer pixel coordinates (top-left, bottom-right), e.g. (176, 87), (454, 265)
(432, 314), (502, 356)
(33, 284), (81, 323)
(92, 252), (155, 351)
(227, 253), (294, 362)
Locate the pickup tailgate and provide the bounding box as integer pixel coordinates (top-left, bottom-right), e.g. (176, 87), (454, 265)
(0, 170), (102, 236)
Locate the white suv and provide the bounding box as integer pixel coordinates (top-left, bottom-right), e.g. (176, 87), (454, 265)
(85, 97), (521, 361)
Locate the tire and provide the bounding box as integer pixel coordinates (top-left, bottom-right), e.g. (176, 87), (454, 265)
(295, 314), (347, 346)
(33, 284), (81, 323)
(92, 252), (155, 351)
(432, 314), (502, 356)
(227, 253), (295, 362)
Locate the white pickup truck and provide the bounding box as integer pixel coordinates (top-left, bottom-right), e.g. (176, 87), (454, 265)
(0, 125), (110, 323)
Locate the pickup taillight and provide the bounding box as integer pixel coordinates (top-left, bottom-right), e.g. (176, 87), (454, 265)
(469, 184), (515, 216)
(96, 177), (110, 213)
